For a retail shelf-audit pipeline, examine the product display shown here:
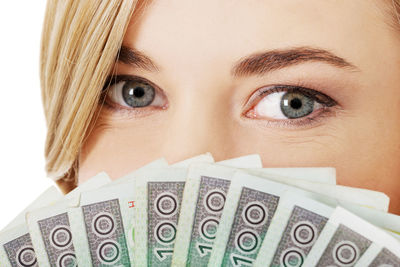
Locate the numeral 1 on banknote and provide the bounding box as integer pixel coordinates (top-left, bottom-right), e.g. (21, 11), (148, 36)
(223, 187), (279, 267)
(148, 181), (185, 266)
(187, 176), (230, 265)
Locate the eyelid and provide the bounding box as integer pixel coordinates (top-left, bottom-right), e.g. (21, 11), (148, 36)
(243, 84), (338, 115)
(240, 84), (341, 129)
(100, 74), (168, 112)
(102, 74), (159, 93)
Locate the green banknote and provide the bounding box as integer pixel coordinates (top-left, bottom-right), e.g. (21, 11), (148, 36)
(207, 170), (392, 267)
(246, 167), (336, 185)
(0, 187), (63, 267)
(171, 154), (266, 267)
(172, 163), (241, 267)
(170, 152), (214, 168)
(342, 204), (400, 234)
(25, 172), (111, 267)
(354, 238), (400, 266)
(68, 179), (136, 266)
(133, 168), (189, 266)
(213, 154), (262, 169)
(112, 152), (215, 186)
(253, 193), (334, 267)
(112, 158), (169, 185)
(303, 207), (400, 266)
(1, 186), (63, 233)
(134, 154), (262, 266)
(208, 172), (294, 267)
(174, 161), (390, 267)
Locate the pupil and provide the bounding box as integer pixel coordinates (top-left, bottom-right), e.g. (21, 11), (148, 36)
(133, 87), (145, 98)
(290, 98), (302, 109)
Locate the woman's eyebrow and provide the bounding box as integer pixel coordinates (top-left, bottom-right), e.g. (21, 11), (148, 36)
(231, 46), (361, 77)
(118, 45), (161, 72)
(117, 45), (361, 77)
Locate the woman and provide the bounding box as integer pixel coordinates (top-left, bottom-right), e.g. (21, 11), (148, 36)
(40, 0), (400, 214)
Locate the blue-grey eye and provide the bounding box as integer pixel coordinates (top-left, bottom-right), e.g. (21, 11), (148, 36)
(250, 86), (336, 120)
(121, 80), (155, 107)
(105, 76), (167, 109)
(280, 92), (314, 119)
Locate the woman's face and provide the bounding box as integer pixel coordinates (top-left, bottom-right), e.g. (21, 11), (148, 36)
(78, 0), (400, 214)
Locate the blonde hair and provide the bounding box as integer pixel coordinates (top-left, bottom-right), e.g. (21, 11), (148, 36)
(40, 0), (145, 193)
(40, 0), (400, 193)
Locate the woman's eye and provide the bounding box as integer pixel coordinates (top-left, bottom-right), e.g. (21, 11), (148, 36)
(245, 85), (337, 122)
(103, 75), (167, 109)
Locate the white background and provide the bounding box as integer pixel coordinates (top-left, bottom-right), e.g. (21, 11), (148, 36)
(0, 1), (54, 229)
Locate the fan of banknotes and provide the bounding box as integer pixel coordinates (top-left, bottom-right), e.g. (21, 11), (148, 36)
(1, 153), (399, 267)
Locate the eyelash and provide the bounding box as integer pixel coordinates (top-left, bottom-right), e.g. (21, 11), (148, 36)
(100, 74), (168, 116)
(242, 84), (339, 128)
(100, 75), (340, 128)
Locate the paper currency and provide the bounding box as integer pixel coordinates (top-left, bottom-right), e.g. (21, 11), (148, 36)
(208, 171), (294, 267)
(111, 158), (169, 185)
(68, 179), (135, 266)
(0, 174), (110, 267)
(1, 186), (63, 233)
(173, 161), (391, 267)
(208, 170), (391, 267)
(172, 163), (241, 267)
(253, 193), (334, 267)
(246, 167), (336, 185)
(215, 154), (262, 169)
(344, 204), (400, 234)
(134, 154), (263, 266)
(303, 206), (400, 266)
(0, 224), (38, 267)
(2, 152), (399, 267)
(354, 236), (400, 266)
(25, 172), (111, 267)
(133, 168), (188, 266)
(170, 152), (214, 167)
(0, 186), (63, 267)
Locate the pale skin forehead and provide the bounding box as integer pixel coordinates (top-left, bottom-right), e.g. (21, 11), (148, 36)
(122, 0), (399, 80)
(80, 0), (400, 214)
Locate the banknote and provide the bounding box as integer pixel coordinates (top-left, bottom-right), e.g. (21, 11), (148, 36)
(207, 170), (392, 267)
(271, 181), (389, 212)
(1, 186), (63, 233)
(246, 167), (336, 185)
(132, 154), (263, 266)
(171, 154), (266, 266)
(354, 233), (400, 266)
(170, 152), (214, 167)
(343, 204), (400, 234)
(173, 162), (390, 267)
(111, 158), (169, 185)
(208, 171), (296, 267)
(112, 152), (216, 186)
(172, 163), (241, 267)
(253, 193), (334, 267)
(214, 154), (262, 169)
(0, 224), (38, 267)
(303, 207), (400, 266)
(68, 179), (135, 266)
(133, 167), (188, 266)
(26, 172), (111, 267)
(0, 187), (63, 267)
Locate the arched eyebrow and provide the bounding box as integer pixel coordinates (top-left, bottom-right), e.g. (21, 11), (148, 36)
(231, 46), (361, 77)
(117, 45), (361, 77)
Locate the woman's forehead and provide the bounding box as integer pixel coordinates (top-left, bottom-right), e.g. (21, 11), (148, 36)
(120, 0), (398, 80)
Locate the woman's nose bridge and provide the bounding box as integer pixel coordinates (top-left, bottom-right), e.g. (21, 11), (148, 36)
(161, 88), (231, 152)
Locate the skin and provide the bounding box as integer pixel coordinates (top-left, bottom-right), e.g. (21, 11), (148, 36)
(78, 0), (400, 214)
